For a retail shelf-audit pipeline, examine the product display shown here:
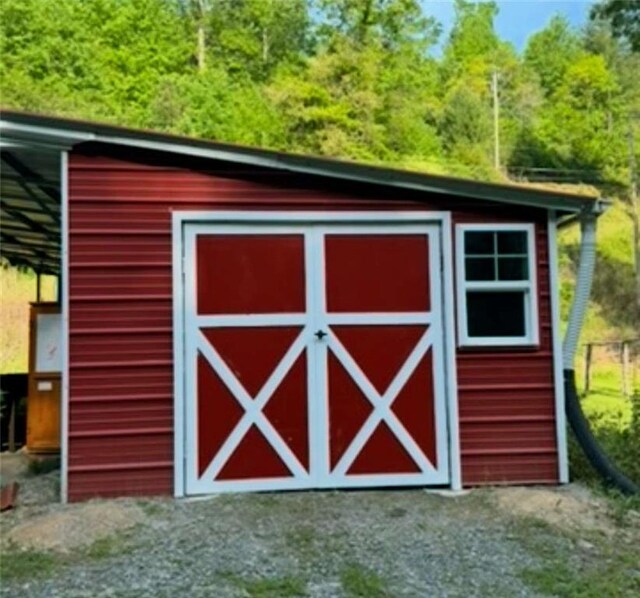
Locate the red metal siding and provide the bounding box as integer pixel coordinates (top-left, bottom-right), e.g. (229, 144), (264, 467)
(67, 151), (559, 500)
(455, 222), (558, 485)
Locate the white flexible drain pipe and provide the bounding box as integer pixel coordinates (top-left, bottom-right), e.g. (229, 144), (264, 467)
(562, 212), (598, 369)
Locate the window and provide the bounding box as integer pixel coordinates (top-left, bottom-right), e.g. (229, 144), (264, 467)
(456, 224), (538, 347)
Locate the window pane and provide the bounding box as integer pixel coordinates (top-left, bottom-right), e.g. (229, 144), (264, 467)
(497, 231), (527, 254)
(466, 291), (526, 337)
(498, 257), (528, 281)
(465, 257), (495, 281)
(465, 231), (494, 255)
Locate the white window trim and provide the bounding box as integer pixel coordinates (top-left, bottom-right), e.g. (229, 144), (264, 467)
(455, 223), (539, 348)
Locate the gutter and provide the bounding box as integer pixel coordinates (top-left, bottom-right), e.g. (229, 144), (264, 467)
(562, 202), (638, 494)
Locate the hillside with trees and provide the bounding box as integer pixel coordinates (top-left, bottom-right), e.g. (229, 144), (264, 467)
(1, 0), (638, 340)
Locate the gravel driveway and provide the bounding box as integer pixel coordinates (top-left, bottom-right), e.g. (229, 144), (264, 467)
(1, 455), (638, 598)
(1, 488), (560, 597)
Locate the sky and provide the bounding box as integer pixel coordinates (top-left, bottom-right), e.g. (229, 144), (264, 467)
(423, 1), (593, 53)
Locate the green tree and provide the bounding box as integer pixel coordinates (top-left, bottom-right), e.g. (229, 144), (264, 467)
(150, 70), (285, 147)
(318, 0), (438, 49)
(438, 0), (519, 176)
(524, 15), (581, 97)
(269, 0), (441, 162)
(0, 0), (192, 125)
(523, 53), (622, 178)
(207, 0), (310, 79)
(591, 0), (640, 52)
(441, 0), (503, 78)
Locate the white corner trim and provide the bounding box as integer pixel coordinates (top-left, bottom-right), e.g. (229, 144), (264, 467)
(172, 212), (186, 498)
(60, 150), (70, 503)
(548, 212), (569, 483)
(441, 213), (462, 490)
(454, 222), (539, 348)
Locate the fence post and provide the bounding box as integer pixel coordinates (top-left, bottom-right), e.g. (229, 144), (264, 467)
(621, 341), (630, 398)
(584, 343), (592, 395)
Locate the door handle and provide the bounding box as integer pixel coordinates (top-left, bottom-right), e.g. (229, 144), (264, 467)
(314, 330), (328, 340)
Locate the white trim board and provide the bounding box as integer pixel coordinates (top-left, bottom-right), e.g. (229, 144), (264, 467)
(548, 211), (569, 483)
(171, 210), (460, 497)
(174, 210), (452, 224)
(440, 213), (462, 491)
(60, 150), (70, 503)
(172, 210), (185, 497)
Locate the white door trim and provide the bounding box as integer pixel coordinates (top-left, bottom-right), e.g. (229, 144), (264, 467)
(172, 210), (460, 497)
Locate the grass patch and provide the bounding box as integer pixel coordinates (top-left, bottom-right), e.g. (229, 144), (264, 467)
(137, 500), (165, 517)
(1, 529), (137, 585)
(27, 456), (60, 476)
(220, 572), (306, 597)
(340, 564), (389, 598)
(569, 361), (640, 488)
(602, 490), (640, 525)
(85, 535), (127, 560)
(0, 549), (58, 581)
(285, 526), (316, 554)
(512, 517), (640, 597)
(284, 524), (349, 570)
(521, 551), (640, 597)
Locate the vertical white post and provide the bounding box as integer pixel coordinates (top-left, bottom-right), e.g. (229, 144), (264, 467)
(584, 344), (592, 395)
(621, 341), (630, 398)
(172, 213), (186, 497)
(548, 211), (569, 483)
(60, 150), (69, 503)
(441, 213), (461, 491)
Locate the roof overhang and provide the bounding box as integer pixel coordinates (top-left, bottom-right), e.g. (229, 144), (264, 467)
(0, 110), (606, 274)
(1, 132), (62, 274)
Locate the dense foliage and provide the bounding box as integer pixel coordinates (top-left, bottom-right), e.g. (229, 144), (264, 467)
(1, 0), (637, 182)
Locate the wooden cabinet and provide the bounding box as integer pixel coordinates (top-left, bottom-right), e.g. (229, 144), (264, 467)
(27, 302), (61, 454)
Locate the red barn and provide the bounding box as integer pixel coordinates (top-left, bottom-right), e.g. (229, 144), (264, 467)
(0, 112), (604, 502)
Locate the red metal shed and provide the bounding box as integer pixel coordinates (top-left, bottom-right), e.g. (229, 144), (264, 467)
(0, 112), (605, 502)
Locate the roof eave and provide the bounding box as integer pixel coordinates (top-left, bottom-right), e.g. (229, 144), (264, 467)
(1, 114), (598, 214)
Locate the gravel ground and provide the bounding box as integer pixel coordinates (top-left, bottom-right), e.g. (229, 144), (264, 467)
(1, 453), (637, 598)
(2, 488), (553, 598)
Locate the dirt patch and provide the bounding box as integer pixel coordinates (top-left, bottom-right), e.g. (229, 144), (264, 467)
(0, 451), (29, 481)
(6, 501), (146, 553)
(1, 450), (59, 507)
(493, 485), (617, 536)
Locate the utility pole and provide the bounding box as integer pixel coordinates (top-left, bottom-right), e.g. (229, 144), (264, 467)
(491, 69), (500, 173)
(192, 0), (209, 73)
(628, 113), (640, 317)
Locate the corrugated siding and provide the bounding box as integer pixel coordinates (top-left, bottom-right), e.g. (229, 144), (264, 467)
(455, 221), (558, 485)
(67, 151), (559, 500)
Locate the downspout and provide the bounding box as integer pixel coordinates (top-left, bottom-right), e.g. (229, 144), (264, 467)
(562, 204), (638, 494)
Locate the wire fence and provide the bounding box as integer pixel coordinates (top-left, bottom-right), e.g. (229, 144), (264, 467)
(581, 339), (640, 398)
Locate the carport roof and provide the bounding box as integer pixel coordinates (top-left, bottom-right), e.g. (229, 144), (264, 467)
(1, 110), (605, 275)
(1, 137), (61, 274)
